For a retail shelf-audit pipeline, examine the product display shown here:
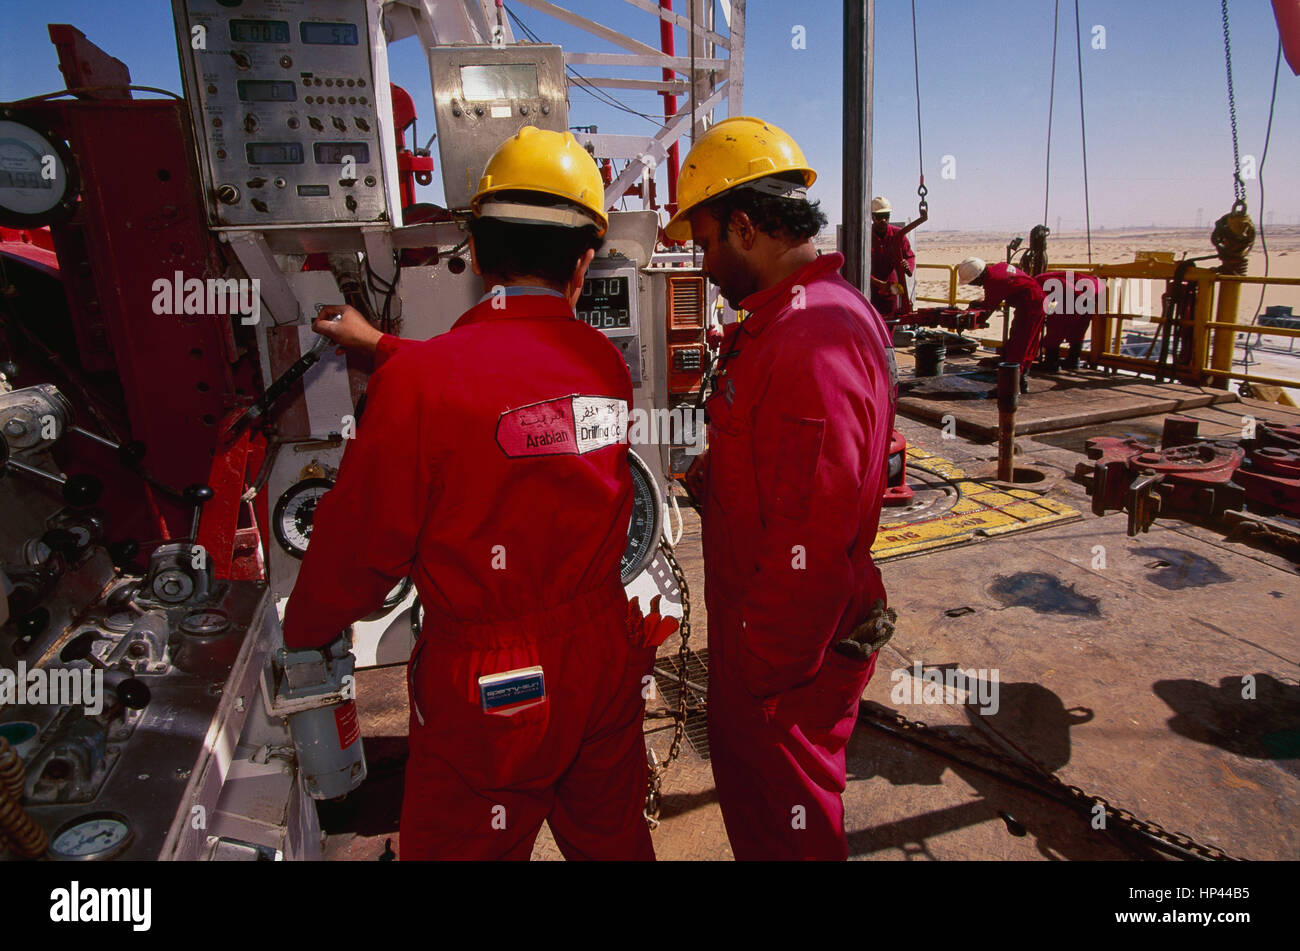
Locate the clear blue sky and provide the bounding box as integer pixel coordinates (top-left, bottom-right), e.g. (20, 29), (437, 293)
(2, 1), (1295, 232)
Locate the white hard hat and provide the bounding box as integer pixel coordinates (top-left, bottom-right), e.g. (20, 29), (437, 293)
(957, 257), (987, 284)
(871, 196), (892, 215)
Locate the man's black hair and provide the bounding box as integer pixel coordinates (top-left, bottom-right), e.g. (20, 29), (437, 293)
(705, 174), (828, 242)
(469, 191), (604, 285)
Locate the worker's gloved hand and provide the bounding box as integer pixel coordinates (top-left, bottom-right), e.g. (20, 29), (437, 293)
(627, 595), (679, 649)
(832, 599), (897, 660)
(706, 326), (725, 352)
(313, 304), (384, 354)
(889, 283), (905, 296)
(684, 450), (709, 508)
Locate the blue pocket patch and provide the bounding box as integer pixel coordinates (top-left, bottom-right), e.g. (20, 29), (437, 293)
(478, 666), (546, 715)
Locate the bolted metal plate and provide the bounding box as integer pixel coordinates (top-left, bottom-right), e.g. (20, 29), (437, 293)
(873, 448), (1080, 561)
(652, 648), (710, 759)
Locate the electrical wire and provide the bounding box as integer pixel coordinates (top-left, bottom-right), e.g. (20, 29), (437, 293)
(7, 85), (184, 104)
(1248, 37), (1281, 329)
(504, 5), (671, 125)
(1073, 0), (1092, 263)
(1043, 0), (1060, 227)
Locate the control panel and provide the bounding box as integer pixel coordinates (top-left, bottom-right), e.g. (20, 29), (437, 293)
(578, 264), (641, 384)
(429, 45), (569, 210)
(172, 0), (390, 227)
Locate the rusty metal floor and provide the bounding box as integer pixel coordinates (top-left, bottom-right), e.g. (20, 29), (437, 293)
(323, 392), (1299, 862)
(895, 353), (1241, 440)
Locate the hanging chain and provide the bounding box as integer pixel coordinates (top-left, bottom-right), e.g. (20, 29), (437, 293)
(858, 705), (1240, 861)
(1221, 0), (1246, 211)
(910, 0), (927, 215)
(644, 537), (694, 828)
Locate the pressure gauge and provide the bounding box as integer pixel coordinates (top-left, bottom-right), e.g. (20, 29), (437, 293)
(49, 812), (133, 861)
(0, 115), (79, 227)
(622, 450), (662, 583)
(181, 609), (232, 636)
(272, 477), (334, 558)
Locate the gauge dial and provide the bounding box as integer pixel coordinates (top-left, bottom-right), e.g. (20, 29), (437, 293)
(622, 450), (662, 583)
(49, 813), (133, 861)
(272, 477), (334, 558)
(181, 609), (232, 636)
(0, 117), (79, 227)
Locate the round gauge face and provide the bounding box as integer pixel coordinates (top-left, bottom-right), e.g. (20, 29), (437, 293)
(272, 477), (335, 558)
(181, 609), (232, 636)
(360, 577), (413, 621)
(0, 118), (77, 227)
(50, 813), (133, 861)
(622, 450), (663, 583)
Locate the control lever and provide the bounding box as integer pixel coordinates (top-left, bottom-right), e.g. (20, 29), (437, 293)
(223, 311), (342, 442)
(185, 483), (214, 539)
(0, 453), (103, 507)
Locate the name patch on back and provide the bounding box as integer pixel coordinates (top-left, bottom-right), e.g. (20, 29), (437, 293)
(496, 395), (627, 458)
(478, 666), (546, 715)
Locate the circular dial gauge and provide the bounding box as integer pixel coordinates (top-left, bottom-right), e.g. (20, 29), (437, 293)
(622, 450), (663, 584)
(360, 577), (413, 621)
(181, 609), (232, 636)
(49, 813), (133, 861)
(0, 117), (78, 227)
(272, 477), (334, 558)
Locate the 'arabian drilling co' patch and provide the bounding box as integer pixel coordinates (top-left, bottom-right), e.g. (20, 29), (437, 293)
(496, 395), (628, 458)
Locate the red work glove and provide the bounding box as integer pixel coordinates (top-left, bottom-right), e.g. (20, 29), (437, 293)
(627, 595), (680, 649)
(684, 450), (709, 509)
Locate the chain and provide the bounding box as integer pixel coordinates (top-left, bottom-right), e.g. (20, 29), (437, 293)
(644, 537), (693, 829)
(859, 704), (1240, 861)
(1221, 0), (1246, 209)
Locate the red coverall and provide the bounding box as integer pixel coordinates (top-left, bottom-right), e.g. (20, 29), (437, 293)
(976, 262), (1047, 374)
(870, 224), (915, 317)
(282, 288), (655, 861)
(697, 253), (895, 860)
(1037, 270), (1102, 364)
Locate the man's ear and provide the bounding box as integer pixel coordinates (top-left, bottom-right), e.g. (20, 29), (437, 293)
(468, 233), (482, 277)
(567, 247), (597, 307)
(731, 210), (758, 249)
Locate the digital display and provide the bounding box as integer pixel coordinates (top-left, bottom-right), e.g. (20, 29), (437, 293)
(246, 142), (304, 165)
(297, 184), (330, 197)
(229, 19), (290, 44)
(300, 22), (359, 46)
(237, 80), (297, 102)
(313, 142), (370, 165)
(577, 276), (632, 331)
(0, 169), (51, 190)
(460, 64), (540, 100)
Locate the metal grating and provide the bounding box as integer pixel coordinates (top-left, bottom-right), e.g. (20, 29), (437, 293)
(667, 276), (706, 329)
(652, 647), (711, 759)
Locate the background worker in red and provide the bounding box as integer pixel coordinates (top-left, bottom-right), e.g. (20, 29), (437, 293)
(958, 256), (1048, 387)
(282, 127), (656, 861)
(869, 196), (915, 317)
(668, 117), (897, 861)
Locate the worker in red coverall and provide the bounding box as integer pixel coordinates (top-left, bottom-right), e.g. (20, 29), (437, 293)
(869, 196), (915, 317)
(666, 118), (898, 860)
(281, 127), (656, 861)
(958, 256), (1047, 384)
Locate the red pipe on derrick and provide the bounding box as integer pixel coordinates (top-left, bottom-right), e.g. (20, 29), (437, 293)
(659, 0), (680, 216)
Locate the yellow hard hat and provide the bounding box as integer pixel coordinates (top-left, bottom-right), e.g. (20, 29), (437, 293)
(471, 126), (609, 236)
(663, 117), (817, 242)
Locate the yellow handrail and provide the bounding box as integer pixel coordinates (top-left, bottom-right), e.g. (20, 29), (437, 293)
(909, 257), (1300, 393)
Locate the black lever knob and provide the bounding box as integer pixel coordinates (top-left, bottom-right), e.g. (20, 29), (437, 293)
(184, 484), (214, 539)
(63, 473), (103, 507)
(118, 440), (146, 467)
(41, 528), (80, 560)
(108, 539), (140, 568)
